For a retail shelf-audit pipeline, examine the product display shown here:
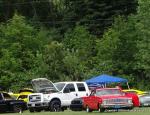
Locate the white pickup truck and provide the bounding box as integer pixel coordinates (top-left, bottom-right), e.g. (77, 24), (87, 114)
(27, 78), (89, 112)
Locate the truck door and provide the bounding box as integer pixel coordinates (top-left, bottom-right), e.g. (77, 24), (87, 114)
(76, 83), (89, 97)
(61, 84), (78, 106)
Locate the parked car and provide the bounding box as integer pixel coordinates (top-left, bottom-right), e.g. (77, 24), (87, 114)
(17, 88), (33, 103)
(139, 94), (150, 107)
(70, 98), (83, 111)
(82, 88), (138, 112)
(9, 88), (33, 103)
(27, 78), (90, 112)
(123, 89), (148, 96)
(70, 88), (141, 112)
(0, 92), (26, 113)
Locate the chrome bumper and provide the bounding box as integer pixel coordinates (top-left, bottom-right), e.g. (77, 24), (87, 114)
(101, 103), (133, 109)
(27, 102), (49, 108)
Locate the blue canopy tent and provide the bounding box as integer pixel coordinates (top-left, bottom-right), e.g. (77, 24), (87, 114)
(85, 74), (129, 88)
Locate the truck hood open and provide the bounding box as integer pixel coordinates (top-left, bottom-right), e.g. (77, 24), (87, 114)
(31, 78), (59, 93)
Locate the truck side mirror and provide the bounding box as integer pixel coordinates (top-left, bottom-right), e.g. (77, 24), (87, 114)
(63, 88), (70, 93)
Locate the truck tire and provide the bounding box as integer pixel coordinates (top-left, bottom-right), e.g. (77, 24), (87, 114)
(13, 105), (22, 113)
(61, 107), (66, 111)
(98, 104), (105, 113)
(49, 100), (61, 112)
(98, 107), (105, 112)
(35, 109), (41, 112)
(29, 108), (34, 112)
(86, 106), (92, 112)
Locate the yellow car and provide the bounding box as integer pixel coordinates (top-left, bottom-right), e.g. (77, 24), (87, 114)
(123, 89), (148, 96)
(10, 88), (33, 103)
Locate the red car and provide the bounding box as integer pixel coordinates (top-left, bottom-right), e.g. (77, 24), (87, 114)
(82, 88), (139, 112)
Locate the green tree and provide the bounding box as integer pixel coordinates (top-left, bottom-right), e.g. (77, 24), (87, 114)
(0, 14), (51, 91)
(95, 16), (139, 87)
(63, 25), (97, 80)
(133, 0), (150, 89)
(62, 51), (86, 81)
(95, 0), (150, 89)
(62, 0), (137, 36)
(42, 41), (66, 81)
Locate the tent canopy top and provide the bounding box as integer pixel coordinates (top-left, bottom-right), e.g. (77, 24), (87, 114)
(85, 74), (128, 85)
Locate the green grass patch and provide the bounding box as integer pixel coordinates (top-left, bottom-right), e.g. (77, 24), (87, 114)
(1, 108), (150, 115)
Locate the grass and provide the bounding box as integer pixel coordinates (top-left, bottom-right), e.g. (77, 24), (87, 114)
(1, 107), (150, 115)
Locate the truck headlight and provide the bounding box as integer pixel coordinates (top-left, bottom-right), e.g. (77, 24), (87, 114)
(128, 99), (132, 104)
(102, 100), (106, 104)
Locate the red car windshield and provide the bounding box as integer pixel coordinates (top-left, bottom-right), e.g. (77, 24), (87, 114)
(96, 89), (123, 96)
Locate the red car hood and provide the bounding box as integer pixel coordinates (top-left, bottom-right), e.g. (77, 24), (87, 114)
(98, 95), (131, 100)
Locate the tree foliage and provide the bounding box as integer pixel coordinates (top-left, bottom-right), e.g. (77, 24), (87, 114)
(62, 0), (137, 36)
(0, 0), (150, 91)
(0, 0), (137, 36)
(95, 0), (150, 89)
(0, 14), (51, 91)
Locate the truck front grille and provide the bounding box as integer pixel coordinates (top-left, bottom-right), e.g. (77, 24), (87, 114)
(29, 95), (41, 102)
(105, 98), (128, 104)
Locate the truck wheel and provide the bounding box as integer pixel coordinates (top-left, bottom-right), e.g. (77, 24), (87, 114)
(86, 106), (92, 112)
(50, 100), (61, 112)
(13, 105), (22, 113)
(29, 108), (34, 112)
(61, 107), (66, 111)
(35, 109), (41, 112)
(62, 107), (67, 111)
(98, 108), (105, 112)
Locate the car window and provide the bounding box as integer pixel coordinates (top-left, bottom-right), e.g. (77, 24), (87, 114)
(18, 95), (27, 99)
(65, 84), (75, 92)
(143, 92), (149, 95)
(96, 89), (122, 96)
(77, 83), (86, 91)
(3, 93), (12, 100)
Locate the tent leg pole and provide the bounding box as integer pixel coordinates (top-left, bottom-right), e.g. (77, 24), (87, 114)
(127, 82), (130, 89)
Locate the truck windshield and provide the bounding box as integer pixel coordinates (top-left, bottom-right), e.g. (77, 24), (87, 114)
(54, 83), (65, 91)
(96, 89), (122, 96)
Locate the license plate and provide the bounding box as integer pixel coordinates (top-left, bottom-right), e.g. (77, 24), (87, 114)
(32, 104), (35, 107)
